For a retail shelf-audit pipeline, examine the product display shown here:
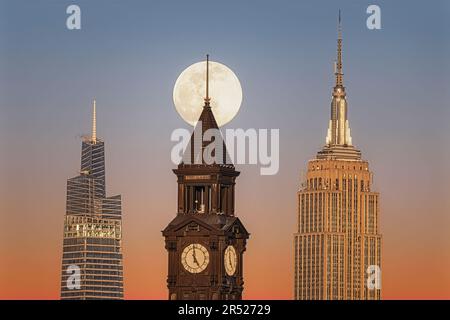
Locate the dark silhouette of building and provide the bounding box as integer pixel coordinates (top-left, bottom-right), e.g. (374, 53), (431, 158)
(163, 56), (249, 300)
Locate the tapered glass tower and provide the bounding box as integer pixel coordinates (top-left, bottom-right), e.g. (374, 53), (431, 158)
(294, 13), (382, 300)
(60, 101), (124, 300)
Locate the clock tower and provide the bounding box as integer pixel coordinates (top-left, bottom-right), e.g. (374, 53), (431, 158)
(163, 56), (249, 300)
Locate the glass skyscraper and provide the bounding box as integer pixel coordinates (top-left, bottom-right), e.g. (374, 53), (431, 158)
(60, 101), (124, 300)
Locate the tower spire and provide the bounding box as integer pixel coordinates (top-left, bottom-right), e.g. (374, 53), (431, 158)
(338, 9), (342, 35)
(92, 99), (97, 143)
(322, 10), (359, 154)
(204, 54), (211, 107)
(335, 9), (343, 87)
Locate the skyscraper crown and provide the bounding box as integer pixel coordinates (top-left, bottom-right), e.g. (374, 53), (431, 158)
(318, 11), (361, 161)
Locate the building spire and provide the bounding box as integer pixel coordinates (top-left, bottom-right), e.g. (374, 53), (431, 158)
(204, 54), (211, 107)
(335, 9), (344, 87)
(323, 10), (357, 152)
(338, 9), (342, 35)
(92, 99), (97, 143)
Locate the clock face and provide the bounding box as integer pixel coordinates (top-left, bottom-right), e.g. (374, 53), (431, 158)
(181, 243), (209, 274)
(224, 245), (237, 276)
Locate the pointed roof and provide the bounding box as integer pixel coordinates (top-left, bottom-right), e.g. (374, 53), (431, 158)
(181, 103), (233, 166)
(180, 55), (233, 167)
(162, 213), (249, 238)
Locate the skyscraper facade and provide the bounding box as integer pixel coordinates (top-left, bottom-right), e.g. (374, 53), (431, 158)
(294, 16), (382, 300)
(60, 101), (124, 300)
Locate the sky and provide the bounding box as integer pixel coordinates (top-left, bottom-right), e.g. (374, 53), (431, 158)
(0, 0), (449, 299)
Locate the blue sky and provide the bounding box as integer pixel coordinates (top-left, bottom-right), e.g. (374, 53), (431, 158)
(0, 0), (450, 298)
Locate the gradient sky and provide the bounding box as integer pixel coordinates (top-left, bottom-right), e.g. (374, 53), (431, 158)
(0, 0), (449, 299)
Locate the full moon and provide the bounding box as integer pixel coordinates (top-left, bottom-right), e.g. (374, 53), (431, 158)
(173, 60), (243, 127)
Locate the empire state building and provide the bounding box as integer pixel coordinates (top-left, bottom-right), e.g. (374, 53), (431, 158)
(294, 15), (382, 300)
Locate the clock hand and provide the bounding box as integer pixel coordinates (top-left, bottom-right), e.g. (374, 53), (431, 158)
(192, 246), (200, 266)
